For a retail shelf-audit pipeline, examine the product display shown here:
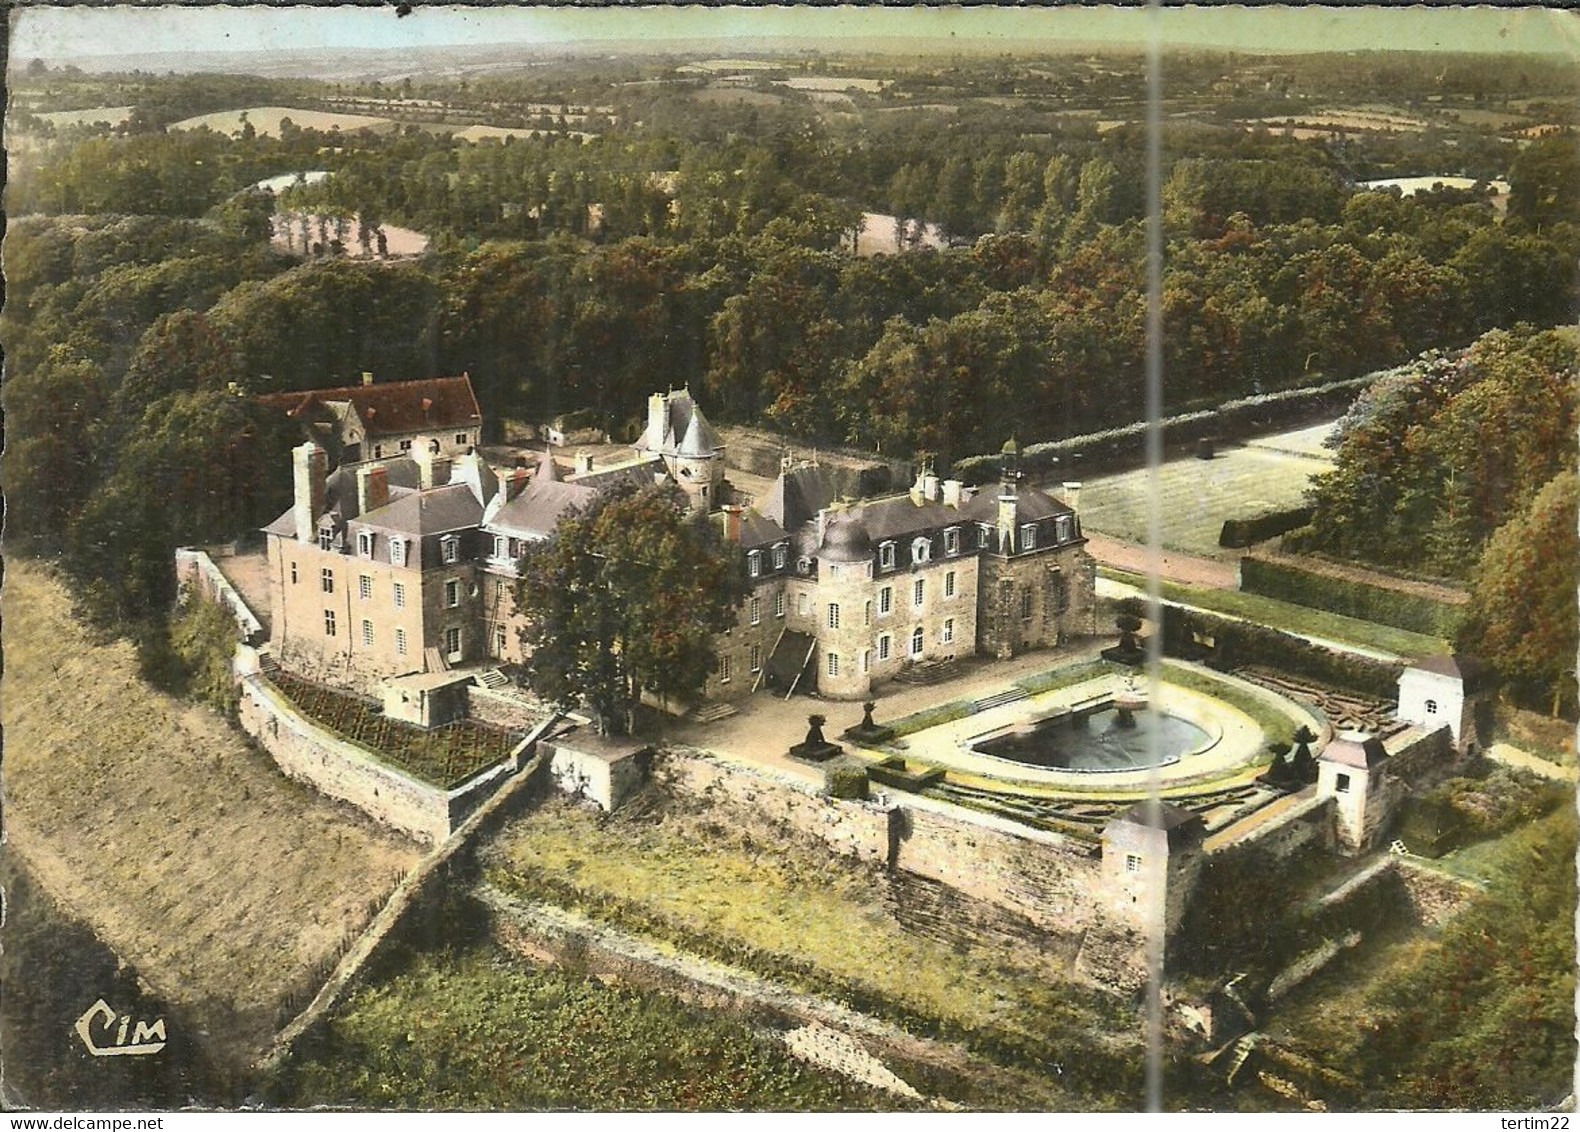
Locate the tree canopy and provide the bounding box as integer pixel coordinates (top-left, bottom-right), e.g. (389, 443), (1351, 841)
(512, 483), (747, 735)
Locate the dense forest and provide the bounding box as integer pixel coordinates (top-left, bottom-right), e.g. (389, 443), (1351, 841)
(4, 53), (1578, 642)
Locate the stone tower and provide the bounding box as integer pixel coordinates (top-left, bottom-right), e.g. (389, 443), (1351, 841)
(1099, 800), (1207, 941)
(814, 509), (877, 700)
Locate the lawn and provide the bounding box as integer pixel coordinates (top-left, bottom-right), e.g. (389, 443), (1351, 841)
(482, 797), (1140, 1103)
(1102, 567), (1447, 659)
(1076, 430), (1335, 558)
(270, 943), (906, 1111)
(168, 106), (397, 136)
(268, 671), (520, 789)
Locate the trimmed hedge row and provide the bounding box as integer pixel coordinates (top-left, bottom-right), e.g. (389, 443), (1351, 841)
(1240, 555), (1464, 637)
(948, 372), (1374, 485)
(1218, 507), (1315, 548)
(1152, 599), (1405, 700)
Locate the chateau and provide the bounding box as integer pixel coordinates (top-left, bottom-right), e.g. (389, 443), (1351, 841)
(261, 385), (1097, 706)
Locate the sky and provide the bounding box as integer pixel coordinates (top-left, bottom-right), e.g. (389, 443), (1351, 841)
(12, 4), (1580, 63)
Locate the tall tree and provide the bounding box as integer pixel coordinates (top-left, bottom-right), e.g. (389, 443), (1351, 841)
(513, 483), (746, 735)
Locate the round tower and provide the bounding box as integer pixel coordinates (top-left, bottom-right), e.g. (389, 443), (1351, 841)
(815, 511), (876, 700)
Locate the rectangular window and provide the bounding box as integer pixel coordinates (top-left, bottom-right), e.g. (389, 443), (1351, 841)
(747, 550), (761, 577)
(1021, 590), (1034, 622)
(750, 644), (762, 673)
(456, 432), (469, 446)
(718, 654), (732, 683)
(324, 610), (336, 637)
(773, 545), (787, 570)
(445, 579), (460, 608)
(1125, 853), (1142, 874)
(393, 582), (406, 608)
(828, 603), (840, 630)
(945, 570), (956, 598)
(390, 538), (407, 567)
(910, 626), (925, 657)
(775, 591), (786, 618)
(496, 579), (507, 603)
(290, 562), (298, 584)
(864, 600), (872, 626)
(861, 649), (871, 673)
(493, 535), (507, 559)
(357, 530), (374, 558)
(978, 525), (991, 548)
(321, 568), (334, 594)
(878, 635), (891, 661)
(494, 624), (507, 657)
(1055, 515), (1074, 543)
(445, 626), (462, 658)
(944, 527), (960, 556)
(826, 653), (839, 677)
(750, 596), (761, 626)
(1335, 773), (1351, 794)
(361, 619), (374, 647)
(879, 586), (892, 615)
(798, 593), (809, 616)
(1021, 524), (1037, 551)
(913, 579), (925, 607)
(395, 627), (408, 655)
(441, 536), (460, 564)
(399, 439), (414, 452)
(359, 574), (372, 600)
(943, 618), (954, 644)
(318, 529), (333, 551)
(879, 542), (895, 570)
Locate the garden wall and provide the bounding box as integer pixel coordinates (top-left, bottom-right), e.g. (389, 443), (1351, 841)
(175, 547), (267, 644)
(235, 652), (524, 843)
(1215, 793), (1335, 860)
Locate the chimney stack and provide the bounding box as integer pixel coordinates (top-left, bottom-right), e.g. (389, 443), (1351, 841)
(722, 504), (744, 542)
(361, 370), (374, 387)
(1062, 481), (1083, 515)
(357, 464), (389, 516)
(575, 452), (595, 476)
(505, 467), (530, 502)
(412, 436), (452, 489)
(292, 442), (327, 543)
(647, 392), (667, 448)
(942, 479), (963, 508)
(923, 473), (941, 503)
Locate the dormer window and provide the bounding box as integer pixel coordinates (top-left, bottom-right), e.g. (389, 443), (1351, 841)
(318, 528), (334, 552)
(389, 537), (407, 567)
(357, 530), (374, 558)
(879, 541), (896, 571)
(1055, 515), (1074, 543)
(944, 527), (960, 556)
(912, 537), (931, 564)
(773, 543), (788, 570)
(441, 535), (460, 564)
(747, 550), (762, 578)
(493, 535), (507, 559)
(978, 525), (991, 549)
(1021, 524), (1037, 551)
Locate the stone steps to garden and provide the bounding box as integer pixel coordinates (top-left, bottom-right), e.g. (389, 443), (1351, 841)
(690, 702), (739, 724)
(891, 659), (961, 686)
(476, 668), (511, 690)
(971, 687), (1029, 713)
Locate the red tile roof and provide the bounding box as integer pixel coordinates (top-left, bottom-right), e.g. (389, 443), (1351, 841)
(257, 375), (481, 438)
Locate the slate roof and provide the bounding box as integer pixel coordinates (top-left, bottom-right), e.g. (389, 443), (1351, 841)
(957, 482), (1073, 524)
(571, 456), (665, 492)
(738, 509), (788, 548)
(758, 465), (838, 531)
(1408, 654), (1495, 693)
(845, 494), (962, 542)
(1106, 800), (1207, 847)
(488, 478), (600, 538)
(325, 458), (422, 523)
(257, 375), (482, 438)
(355, 482), (484, 537)
(637, 388), (722, 456)
(1320, 731), (1389, 770)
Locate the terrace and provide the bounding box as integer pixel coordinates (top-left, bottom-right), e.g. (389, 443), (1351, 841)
(266, 669), (522, 789)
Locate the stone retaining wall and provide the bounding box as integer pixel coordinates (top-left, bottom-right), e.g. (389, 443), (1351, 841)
(175, 547), (266, 643)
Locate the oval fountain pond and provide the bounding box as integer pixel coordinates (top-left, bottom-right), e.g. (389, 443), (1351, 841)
(971, 705), (1212, 773)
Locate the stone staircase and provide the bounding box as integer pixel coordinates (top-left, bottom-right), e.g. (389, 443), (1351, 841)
(891, 658), (960, 686)
(475, 668), (511, 690)
(971, 686), (1029, 713)
(690, 701), (739, 724)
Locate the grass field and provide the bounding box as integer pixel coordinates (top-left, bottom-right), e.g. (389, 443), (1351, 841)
(482, 795), (1139, 1104)
(32, 105), (133, 128)
(1102, 567), (1447, 659)
(169, 106), (397, 136)
(1, 561), (423, 1063)
(271, 943), (905, 1110)
(1076, 426), (1335, 558)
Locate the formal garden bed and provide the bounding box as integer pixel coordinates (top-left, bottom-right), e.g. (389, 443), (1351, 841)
(267, 671), (520, 789)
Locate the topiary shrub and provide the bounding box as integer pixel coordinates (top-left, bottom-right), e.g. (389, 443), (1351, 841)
(825, 759), (870, 801)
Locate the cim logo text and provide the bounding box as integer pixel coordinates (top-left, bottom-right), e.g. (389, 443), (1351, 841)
(74, 999), (167, 1057)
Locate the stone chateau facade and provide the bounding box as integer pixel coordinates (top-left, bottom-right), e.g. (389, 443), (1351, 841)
(261, 386), (1097, 705)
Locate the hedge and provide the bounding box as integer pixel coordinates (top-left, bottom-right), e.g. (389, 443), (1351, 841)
(947, 372), (1376, 484)
(1156, 601), (1405, 700)
(1218, 506), (1315, 549)
(1240, 555), (1464, 637)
